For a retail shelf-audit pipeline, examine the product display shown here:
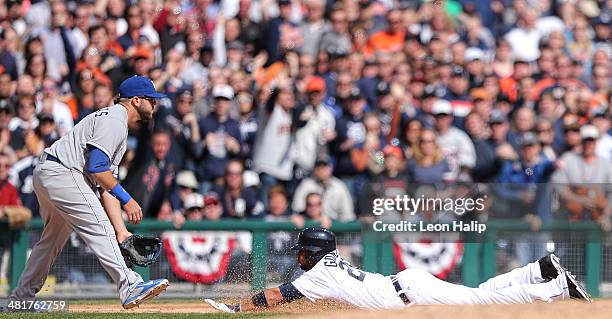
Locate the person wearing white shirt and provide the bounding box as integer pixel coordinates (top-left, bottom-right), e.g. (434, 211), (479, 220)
(505, 9), (542, 62)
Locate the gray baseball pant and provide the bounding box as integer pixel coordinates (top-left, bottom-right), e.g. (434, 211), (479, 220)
(9, 159), (142, 302)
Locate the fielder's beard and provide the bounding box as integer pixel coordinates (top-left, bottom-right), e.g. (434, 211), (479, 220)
(137, 106), (153, 121)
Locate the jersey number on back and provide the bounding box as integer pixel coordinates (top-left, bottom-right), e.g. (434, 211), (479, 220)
(338, 260), (366, 282)
(324, 254), (366, 282)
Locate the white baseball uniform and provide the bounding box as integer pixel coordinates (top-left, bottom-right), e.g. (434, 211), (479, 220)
(290, 250), (569, 310)
(10, 105), (143, 302)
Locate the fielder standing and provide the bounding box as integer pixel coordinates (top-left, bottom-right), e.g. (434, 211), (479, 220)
(10, 76), (169, 309)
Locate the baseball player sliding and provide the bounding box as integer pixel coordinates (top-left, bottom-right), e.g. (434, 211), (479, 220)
(205, 227), (591, 313)
(10, 76), (169, 309)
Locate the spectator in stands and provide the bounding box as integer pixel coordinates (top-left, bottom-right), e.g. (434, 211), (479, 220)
(535, 118), (558, 161)
(291, 192), (332, 229)
(10, 113), (58, 218)
(359, 145), (408, 220)
(432, 99), (475, 182)
(263, 185), (298, 281)
(499, 59), (532, 105)
(215, 159), (263, 219)
(42, 1), (75, 84)
(552, 125), (612, 230)
(467, 111), (498, 182)
(504, 9), (542, 62)
(236, 92), (258, 165)
(9, 94), (38, 159)
(197, 84), (242, 193)
(74, 69), (98, 121)
(367, 9), (404, 55)
(333, 87), (368, 198)
(292, 155), (354, 222)
(499, 129), (559, 263)
(203, 192), (224, 221)
(124, 130), (178, 219)
(184, 193), (205, 221)
(175, 170), (199, 205)
(592, 109), (612, 161)
(407, 127), (451, 185)
(374, 82), (405, 143)
(0, 151), (20, 206)
(93, 83), (113, 109)
(300, 0), (327, 57)
(253, 82), (296, 206)
(352, 113), (387, 176)
(294, 76), (336, 175)
(118, 5), (145, 51)
(160, 88), (202, 171)
(37, 78), (73, 136)
(560, 120), (582, 155)
(496, 132), (556, 219)
(319, 8), (351, 57)
(401, 119), (422, 161)
(508, 107), (536, 151)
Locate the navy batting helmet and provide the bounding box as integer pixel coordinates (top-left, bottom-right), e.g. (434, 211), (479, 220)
(291, 227), (336, 254)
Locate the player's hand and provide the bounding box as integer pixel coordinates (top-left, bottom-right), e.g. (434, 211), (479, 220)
(123, 199), (143, 224)
(203, 298), (240, 313)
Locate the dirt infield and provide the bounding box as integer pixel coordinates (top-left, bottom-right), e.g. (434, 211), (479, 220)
(68, 299), (351, 314)
(69, 299), (612, 318)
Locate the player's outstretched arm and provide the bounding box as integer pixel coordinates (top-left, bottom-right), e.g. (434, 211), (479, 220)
(205, 283), (304, 313)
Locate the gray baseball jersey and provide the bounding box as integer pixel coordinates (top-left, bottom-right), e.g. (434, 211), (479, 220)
(45, 104), (128, 178)
(11, 103), (144, 303)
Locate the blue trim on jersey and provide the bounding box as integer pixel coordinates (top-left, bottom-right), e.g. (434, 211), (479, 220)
(279, 282), (304, 303)
(87, 146), (111, 173)
(110, 183), (132, 206)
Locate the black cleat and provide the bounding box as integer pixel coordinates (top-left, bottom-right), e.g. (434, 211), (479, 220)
(566, 272), (592, 302)
(539, 254), (566, 281)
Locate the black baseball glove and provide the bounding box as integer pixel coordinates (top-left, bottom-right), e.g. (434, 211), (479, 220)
(119, 234), (163, 267)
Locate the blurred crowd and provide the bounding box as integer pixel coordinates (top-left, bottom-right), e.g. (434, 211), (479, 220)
(0, 0), (611, 235)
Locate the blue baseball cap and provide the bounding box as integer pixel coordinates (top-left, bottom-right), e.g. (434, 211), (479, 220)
(118, 75), (166, 99)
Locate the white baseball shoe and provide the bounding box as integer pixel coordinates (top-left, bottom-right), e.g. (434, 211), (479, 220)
(565, 272), (592, 303)
(122, 278), (170, 309)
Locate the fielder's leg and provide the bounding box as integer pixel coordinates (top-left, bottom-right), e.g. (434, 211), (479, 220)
(56, 169), (143, 302)
(10, 166), (73, 299)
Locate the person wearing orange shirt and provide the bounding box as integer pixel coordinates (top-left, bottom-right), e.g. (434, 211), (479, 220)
(366, 9), (405, 55)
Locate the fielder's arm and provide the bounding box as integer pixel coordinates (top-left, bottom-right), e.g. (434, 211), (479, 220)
(87, 146), (143, 225)
(91, 169), (142, 223)
(100, 189), (132, 243)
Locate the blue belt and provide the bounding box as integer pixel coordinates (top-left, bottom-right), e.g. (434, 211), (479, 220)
(45, 154), (61, 164)
(391, 275), (411, 304)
